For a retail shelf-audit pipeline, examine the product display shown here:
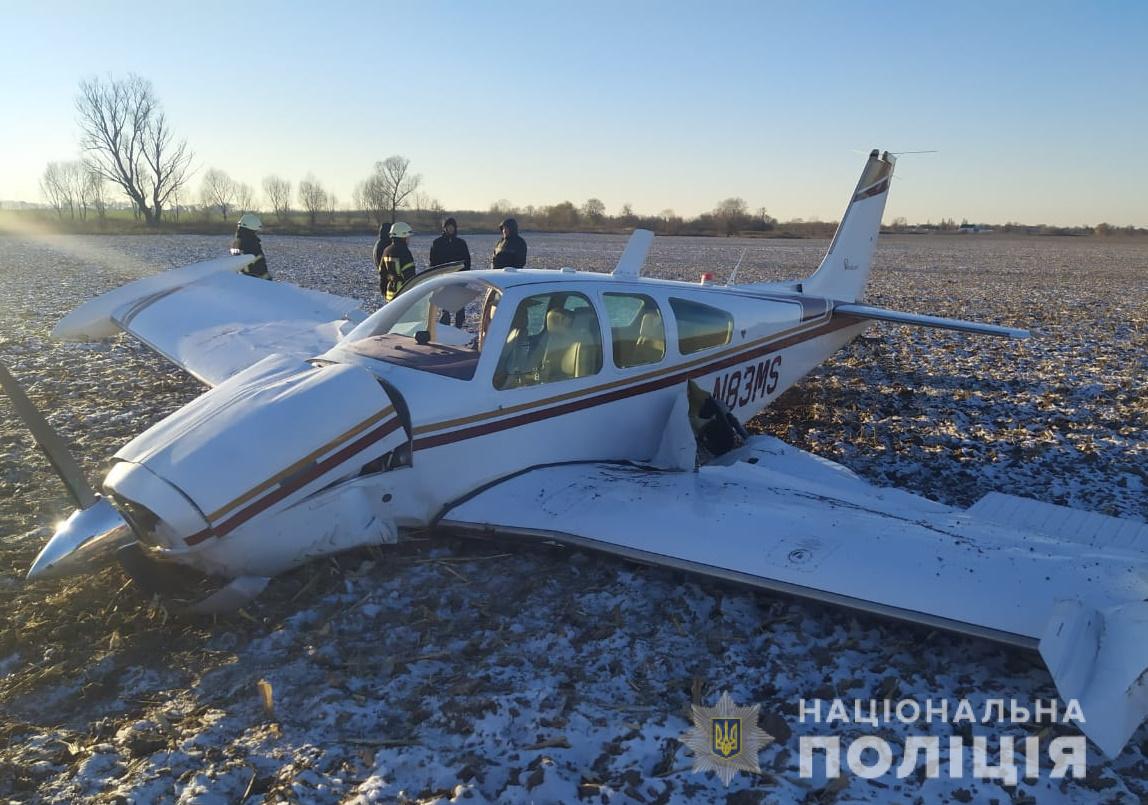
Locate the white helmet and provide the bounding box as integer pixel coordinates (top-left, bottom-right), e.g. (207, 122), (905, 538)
(389, 221), (413, 238)
(238, 213), (262, 231)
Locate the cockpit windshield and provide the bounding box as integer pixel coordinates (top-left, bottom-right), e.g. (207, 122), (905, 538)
(339, 277), (501, 380)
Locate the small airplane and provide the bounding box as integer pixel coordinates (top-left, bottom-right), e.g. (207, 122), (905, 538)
(3, 150), (1147, 758)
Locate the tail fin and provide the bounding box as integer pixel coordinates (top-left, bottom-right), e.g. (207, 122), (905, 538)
(801, 150), (896, 302)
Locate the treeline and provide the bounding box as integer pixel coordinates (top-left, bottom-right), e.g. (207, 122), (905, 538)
(22, 72), (1147, 240)
(882, 217), (1147, 237)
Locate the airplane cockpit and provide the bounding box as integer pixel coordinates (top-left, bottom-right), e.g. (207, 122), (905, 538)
(333, 271), (738, 391)
(337, 276), (502, 380)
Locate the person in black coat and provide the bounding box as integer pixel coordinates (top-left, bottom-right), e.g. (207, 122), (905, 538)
(429, 217), (472, 326)
(372, 222), (390, 277)
(231, 213), (271, 279)
(491, 217), (527, 270)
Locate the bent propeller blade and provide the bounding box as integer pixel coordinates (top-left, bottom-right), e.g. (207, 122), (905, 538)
(0, 361), (98, 509)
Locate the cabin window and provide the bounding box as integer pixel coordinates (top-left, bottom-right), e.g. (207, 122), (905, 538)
(494, 292), (603, 390)
(670, 298), (733, 354)
(604, 293), (666, 368)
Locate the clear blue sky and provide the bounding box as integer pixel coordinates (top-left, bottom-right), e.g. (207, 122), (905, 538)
(1, 0), (1145, 226)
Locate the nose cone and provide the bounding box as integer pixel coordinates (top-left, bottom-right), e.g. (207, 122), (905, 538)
(27, 497), (135, 580)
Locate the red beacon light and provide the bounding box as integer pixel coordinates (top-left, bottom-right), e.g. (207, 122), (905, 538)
(699, 272), (715, 285)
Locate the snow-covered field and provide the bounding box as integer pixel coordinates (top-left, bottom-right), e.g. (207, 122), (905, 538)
(0, 232), (1145, 803)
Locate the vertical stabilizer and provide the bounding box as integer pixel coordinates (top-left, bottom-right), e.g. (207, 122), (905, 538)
(802, 150), (896, 302)
(613, 229), (655, 279)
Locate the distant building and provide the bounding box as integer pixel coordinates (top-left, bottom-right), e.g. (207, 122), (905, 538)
(957, 223), (992, 234)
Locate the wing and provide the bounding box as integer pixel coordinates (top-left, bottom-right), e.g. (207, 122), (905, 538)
(439, 436), (1148, 757)
(54, 256), (368, 385)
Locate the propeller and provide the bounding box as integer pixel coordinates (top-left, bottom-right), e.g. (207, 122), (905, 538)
(2, 361), (270, 611)
(0, 362), (97, 509)
(0, 361), (135, 579)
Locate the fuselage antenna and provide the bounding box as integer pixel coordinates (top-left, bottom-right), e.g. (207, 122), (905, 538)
(726, 248), (748, 286)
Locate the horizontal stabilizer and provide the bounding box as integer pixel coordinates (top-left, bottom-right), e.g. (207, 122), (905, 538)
(834, 302), (1030, 339)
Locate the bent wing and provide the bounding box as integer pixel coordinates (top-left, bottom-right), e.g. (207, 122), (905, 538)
(54, 256), (368, 385)
(439, 436), (1148, 757)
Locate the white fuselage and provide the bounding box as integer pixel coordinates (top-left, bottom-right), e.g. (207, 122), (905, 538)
(104, 270), (866, 578)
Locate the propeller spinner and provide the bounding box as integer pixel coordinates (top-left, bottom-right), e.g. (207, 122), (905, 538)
(0, 362), (137, 579)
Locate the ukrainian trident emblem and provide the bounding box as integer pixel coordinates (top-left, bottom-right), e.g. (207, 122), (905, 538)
(681, 690), (774, 786)
(713, 717), (741, 758)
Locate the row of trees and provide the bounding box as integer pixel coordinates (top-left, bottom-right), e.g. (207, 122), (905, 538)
(43, 72), (437, 231)
(39, 161), (109, 220)
(191, 155), (431, 228)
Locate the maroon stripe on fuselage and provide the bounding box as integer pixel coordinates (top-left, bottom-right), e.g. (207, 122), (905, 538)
(183, 314), (863, 547)
(183, 415), (403, 545)
(414, 315), (861, 451)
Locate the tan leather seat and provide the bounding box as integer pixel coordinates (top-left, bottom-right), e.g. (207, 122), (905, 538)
(629, 310), (665, 366)
(540, 308), (577, 381)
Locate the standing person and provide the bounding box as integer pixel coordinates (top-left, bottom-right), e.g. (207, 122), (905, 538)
(429, 217), (472, 326)
(491, 217), (527, 270)
(231, 213), (271, 279)
(379, 222), (417, 302)
(371, 222), (390, 279)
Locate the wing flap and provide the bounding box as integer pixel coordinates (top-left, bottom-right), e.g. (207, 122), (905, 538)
(969, 491), (1148, 552)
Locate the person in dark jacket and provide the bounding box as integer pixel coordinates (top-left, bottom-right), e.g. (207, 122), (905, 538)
(231, 213), (271, 279)
(372, 222), (391, 277)
(429, 217), (472, 326)
(379, 222), (417, 302)
(491, 217), (527, 270)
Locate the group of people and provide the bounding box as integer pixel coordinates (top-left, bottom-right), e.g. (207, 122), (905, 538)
(226, 213), (530, 320)
(374, 217), (528, 307)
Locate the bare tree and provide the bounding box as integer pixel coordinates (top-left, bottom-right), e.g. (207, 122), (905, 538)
(490, 198), (515, 216)
(75, 74), (192, 226)
(40, 163), (69, 219)
(40, 162), (92, 220)
(379, 155), (420, 222)
(140, 107), (192, 222)
(351, 181), (370, 226)
(362, 171), (389, 226)
(263, 175), (292, 223)
(581, 198), (605, 224)
(713, 197), (748, 236)
(360, 156), (422, 225)
(200, 168), (237, 221)
(84, 169), (108, 221)
(235, 182), (255, 214)
(298, 174), (327, 227)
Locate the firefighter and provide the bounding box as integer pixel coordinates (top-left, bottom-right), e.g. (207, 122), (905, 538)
(231, 213), (271, 279)
(429, 217), (472, 326)
(379, 222), (417, 302)
(491, 217), (527, 269)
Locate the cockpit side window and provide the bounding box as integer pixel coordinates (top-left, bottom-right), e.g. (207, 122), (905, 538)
(670, 298), (733, 354)
(604, 293), (666, 368)
(493, 292), (603, 390)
